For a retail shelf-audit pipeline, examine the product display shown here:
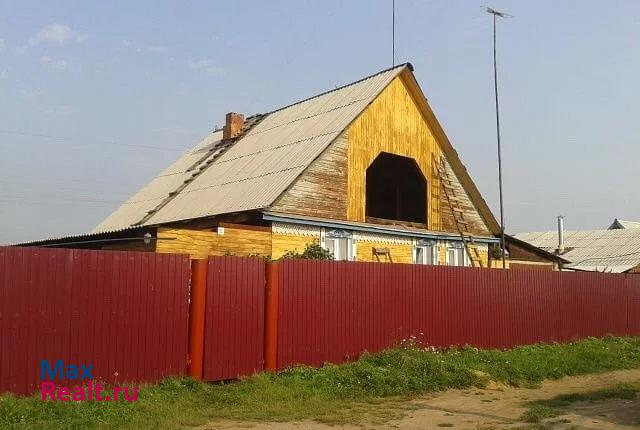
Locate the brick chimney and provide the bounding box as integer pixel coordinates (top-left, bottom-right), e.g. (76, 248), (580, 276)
(223, 112), (245, 140)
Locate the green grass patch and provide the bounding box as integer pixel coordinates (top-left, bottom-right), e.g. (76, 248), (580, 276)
(522, 380), (640, 423)
(1, 336), (640, 429)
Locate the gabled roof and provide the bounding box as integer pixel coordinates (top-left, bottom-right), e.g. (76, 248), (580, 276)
(515, 229), (640, 273)
(609, 218), (640, 230)
(94, 64), (407, 232)
(94, 63), (500, 235)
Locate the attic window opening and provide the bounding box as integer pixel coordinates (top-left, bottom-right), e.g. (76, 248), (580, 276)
(365, 152), (427, 224)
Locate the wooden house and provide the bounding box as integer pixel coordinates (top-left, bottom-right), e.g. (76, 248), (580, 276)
(24, 64), (517, 268)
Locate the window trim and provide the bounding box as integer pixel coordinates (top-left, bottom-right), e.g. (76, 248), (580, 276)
(321, 228), (356, 261)
(446, 242), (469, 267)
(413, 239), (437, 265)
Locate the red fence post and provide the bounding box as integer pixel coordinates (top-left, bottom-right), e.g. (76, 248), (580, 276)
(264, 262), (279, 372)
(188, 259), (208, 380)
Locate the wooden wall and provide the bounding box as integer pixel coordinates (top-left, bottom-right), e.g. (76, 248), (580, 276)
(356, 242), (413, 264)
(347, 76), (442, 229)
(157, 223), (271, 259)
(271, 233), (317, 260)
(270, 133), (348, 220)
(270, 73), (494, 240)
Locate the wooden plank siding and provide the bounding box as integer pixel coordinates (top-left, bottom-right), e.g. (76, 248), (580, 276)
(270, 133), (348, 220)
(356, 242), (413, 264)
(157, 224), (271, 259)
(346, 75), (492, 236)
(347, 76), (443, 228)
(271, 233), (318, 260)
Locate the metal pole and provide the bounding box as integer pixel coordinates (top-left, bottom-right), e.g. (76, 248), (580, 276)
(392, 0), (395, 66)
(491, 12), (507, 268)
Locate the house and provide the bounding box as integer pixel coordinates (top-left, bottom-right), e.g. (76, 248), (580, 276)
(21, 63), (548, 268)
(504, 235), (568, 271)
(516, 223), (640, 273)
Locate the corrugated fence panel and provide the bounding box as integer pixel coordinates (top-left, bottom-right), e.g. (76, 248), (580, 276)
(629, 277), (640, 336)
(0, 246), (190, 395)
(203, 256), (265, 381)
(276, 260), (640, 370)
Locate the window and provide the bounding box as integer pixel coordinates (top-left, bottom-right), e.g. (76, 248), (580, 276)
(365, 152), (427, 224)
(322, 229), (355, 261)
(414, 240), (436, 265)
(446, 243), (467, 267)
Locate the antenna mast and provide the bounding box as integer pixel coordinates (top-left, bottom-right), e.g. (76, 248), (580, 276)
(392, 0), (396, 66)
(485, 7), (512, 268)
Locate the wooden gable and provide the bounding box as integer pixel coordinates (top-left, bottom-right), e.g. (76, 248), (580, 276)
(270, 71), (497, 237)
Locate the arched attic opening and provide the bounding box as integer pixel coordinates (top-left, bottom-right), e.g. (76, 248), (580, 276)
(365, 152), (427, 225)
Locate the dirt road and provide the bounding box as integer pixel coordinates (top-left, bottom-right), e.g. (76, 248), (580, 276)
(203, 369), (640, 430)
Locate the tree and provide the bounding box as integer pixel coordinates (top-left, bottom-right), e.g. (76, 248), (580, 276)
(280, 240), (334, 260)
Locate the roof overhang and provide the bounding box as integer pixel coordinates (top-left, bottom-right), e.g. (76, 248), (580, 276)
(263, 211), (500, 243)
(10, 225), (156, 248)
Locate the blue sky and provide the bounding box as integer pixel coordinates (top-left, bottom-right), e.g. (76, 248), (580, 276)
(1, 0), (638, 244)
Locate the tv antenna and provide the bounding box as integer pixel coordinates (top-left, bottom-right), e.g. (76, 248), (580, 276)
(485, 6), (512, 268)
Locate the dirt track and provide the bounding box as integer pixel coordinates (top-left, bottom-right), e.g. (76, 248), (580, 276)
(203, 369), (640, 430)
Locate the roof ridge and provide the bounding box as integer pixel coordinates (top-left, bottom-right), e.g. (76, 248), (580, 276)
(262, 63), (412, 117)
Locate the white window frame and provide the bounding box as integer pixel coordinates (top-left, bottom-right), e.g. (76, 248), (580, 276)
(446, 242), (469, 267)
(320, 228), (356, 261)
(413, 239), (437, 265)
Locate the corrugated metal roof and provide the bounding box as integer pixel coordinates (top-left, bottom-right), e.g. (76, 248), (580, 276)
(94, 64), (408, 232)
(609, 219), (640, 229)
(515, 229), (640, 273)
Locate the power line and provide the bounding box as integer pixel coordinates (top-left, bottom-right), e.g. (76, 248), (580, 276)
(0, 180), (131, 196)
(0, 193), (123, 205)
(0, 129), (185, 152)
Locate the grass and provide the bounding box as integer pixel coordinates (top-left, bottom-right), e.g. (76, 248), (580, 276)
(521, 380), (640, 423)
(1, 336), (639, 429)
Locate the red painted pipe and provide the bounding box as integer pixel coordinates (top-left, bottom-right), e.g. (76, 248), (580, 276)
(188, 259), (208, 379)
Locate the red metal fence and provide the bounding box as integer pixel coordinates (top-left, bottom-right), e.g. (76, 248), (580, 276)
(203, 257), (265, 381)
(0, 247), (190, 395)
(1, 248), (639, 395)
(275, 260), (640, 369)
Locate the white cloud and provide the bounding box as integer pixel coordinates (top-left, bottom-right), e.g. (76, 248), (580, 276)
(188, 59), (224, 77)
(0, 68), (8, 79)
(0, 38), (5, 51)
(30, 23), (85, 46)
(40, 55), (68, 70)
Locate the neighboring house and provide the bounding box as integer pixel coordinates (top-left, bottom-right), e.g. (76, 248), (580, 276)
(21, 63), (550, 268)
(516, 228), (640, 273)
(609, 219), (640, 230)
(504, 235), (568, 271)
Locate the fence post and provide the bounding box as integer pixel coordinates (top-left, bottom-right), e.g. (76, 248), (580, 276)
(264, 262), (279, 372)
(188, 259), (208, 380)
